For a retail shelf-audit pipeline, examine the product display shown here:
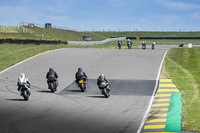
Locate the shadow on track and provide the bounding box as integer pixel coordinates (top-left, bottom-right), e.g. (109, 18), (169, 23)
(59, 79), (156, 96)
(66, 90), (82, 93)
(37, 90), (53, 93)
(87, 96), (106, 98)
(6, 99), (25, 101)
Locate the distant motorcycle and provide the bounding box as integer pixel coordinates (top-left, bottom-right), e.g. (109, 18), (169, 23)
(127, 42), (132, 49)
(47, 76), (58, 93)
(99, 81), (110, 98)
(77, 76), (87, 92)
(142, 41), (146, 49)
(152, 44), (155, 50)
(152, 42), (155, 50)
(118, 42), (122, 49)
(19, 82), (30, 101)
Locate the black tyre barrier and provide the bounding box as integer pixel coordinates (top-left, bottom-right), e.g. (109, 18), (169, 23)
(126, 37), (200, 40)
(0, 38), (67, 45)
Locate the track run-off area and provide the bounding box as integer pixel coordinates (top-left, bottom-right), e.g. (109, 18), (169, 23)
(0, 48), (167, 133)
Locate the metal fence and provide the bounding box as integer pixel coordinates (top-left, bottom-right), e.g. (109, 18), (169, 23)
(17, 22), (76, 31)
(0, 25), (33, 34)
(68, 37), (126, 45)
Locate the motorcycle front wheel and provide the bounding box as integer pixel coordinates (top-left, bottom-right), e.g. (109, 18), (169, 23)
(22, 90), (29, 101)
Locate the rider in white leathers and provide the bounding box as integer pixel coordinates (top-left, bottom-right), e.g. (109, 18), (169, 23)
(17, 73), (31, 94)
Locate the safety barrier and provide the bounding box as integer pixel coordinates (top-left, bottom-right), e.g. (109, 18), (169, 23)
(0, 38), (62, 45)
(68, 37), (126, 45)
(126, 37), (200, 40)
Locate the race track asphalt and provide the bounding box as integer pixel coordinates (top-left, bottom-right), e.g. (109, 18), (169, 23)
(0, 48), (167, 133)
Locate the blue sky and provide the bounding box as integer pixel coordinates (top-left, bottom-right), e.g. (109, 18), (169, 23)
(0, 0), (200, 31)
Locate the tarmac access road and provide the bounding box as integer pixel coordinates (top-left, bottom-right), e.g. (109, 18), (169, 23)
(0, 48), (167, 133)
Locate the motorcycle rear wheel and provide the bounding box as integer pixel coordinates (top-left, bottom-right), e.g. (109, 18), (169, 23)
(80, 83), (86, 92)
(49, 83), (55, 93)
(103, 88), (110, 98)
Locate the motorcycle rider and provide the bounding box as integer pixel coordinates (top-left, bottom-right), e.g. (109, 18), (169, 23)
(17, 73), (31, 94)
(127, 39), (132, 49)
(46, 68), (58, 89)
(75, 68), (87, 85)
(97, 73), (110, 95)
(142, 41), (146, 49)
(152, 41), (156, 49)
(118, 38), (122, 48)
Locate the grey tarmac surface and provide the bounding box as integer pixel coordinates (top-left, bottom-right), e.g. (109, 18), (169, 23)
(138, 45), (200, 50)
(0, 48), (167, 133)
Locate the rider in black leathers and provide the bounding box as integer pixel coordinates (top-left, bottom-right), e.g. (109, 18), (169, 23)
(127, 39), (132, 49)
(46, 68), (58, 88)
(118, 38), (122, 49)
(97, 73), (108, 87)
(75, 68), (87, 85)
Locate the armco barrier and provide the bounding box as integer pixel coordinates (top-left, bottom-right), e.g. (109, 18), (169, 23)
(0, 38), (62, 45)
(68, 37), (126, 45)
(126, 37), (200, 40)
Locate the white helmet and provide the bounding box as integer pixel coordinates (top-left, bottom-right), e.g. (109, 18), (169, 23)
(20, 73), (25, 78)
(19, 73), (26, 83)
(99, 73), (104, 77)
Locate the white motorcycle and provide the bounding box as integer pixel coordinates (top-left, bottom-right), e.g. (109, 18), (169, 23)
(99, 81), (110, 98)
(19, 82), (31, 101)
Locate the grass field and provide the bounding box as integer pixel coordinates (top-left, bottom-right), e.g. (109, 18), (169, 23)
(93, 31), (200, 38)
(1, 26), (200, 41)
(162, 47), (200, 132)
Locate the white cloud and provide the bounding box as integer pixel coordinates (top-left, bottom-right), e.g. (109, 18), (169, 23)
(0, 5), (27, 15)
(157, 0), (200, 10)
(47, 15), (68, 21)
(191, 12), (200, 20)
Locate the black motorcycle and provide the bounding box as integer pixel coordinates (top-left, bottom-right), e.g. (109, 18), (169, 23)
(118, 42), (122, 49)
(19, 83), (30, 101)
(99, 82), (110, 98)
(47, 76), (57, 93)
(152, 43), (155, 50)
(78, 76), (87, 92)
(127, 42), (132, 49)
(142, 43), (146, 49)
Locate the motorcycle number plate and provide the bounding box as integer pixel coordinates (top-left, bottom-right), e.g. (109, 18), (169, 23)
(79, 80), (83, 83)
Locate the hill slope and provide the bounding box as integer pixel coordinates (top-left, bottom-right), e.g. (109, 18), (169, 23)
(1, 26), (200, 41)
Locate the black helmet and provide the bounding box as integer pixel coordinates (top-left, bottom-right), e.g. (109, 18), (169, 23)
(78, 67), (82, 71)
(49, 68), (54, 71)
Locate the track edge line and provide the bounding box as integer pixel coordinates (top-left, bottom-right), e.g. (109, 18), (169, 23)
(137, 50), (169, 133)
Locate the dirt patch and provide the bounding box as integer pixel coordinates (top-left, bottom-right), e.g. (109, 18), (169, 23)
(160, 73), (168, 79)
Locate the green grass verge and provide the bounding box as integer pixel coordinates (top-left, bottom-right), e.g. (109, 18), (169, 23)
(162, 47), (200, 132)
